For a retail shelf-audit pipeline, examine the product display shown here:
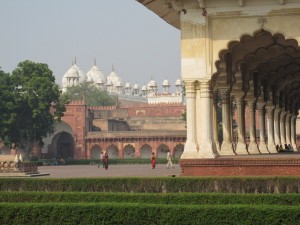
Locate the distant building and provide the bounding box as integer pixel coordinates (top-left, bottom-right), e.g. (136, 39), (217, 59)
(61, 60), (184, 104)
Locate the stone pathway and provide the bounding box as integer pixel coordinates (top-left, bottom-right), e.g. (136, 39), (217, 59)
(36, 164), (181, 178)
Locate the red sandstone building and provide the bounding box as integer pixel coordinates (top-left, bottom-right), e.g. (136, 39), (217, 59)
(40, 100), (186, 160)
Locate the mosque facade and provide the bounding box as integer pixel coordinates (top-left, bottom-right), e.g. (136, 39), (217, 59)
(61, 60), (184, 104)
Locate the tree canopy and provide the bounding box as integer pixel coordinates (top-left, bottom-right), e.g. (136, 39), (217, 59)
(63, 82), (116, 106)
(0, 61), (66, 155)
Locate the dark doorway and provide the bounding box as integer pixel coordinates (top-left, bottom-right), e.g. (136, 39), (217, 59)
(53, 132), (74, 160)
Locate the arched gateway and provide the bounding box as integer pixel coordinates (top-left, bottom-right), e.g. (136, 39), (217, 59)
(138, 0), (300, 176)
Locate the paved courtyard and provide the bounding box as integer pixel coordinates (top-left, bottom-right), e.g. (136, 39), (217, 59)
(37, 164), (181, 178)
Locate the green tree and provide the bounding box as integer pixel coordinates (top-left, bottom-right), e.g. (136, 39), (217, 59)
(0, 61), (66, 158)
(0, 68), (17, 146)
(63, 82), (116, 106)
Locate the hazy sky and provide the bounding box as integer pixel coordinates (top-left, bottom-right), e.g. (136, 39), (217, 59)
(0, 0), (181, 90)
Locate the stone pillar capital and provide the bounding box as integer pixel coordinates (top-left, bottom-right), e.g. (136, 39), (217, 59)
(265, 106), (275, 119)
(280, 109), (286, 122)
(256, 101), (266, 110)
(257, 107), (265, 116)
(234, 93), (245, 100)
(274, 107), (281, 115)
(199, 80), (212, 98)
(184, 81), (195, 92)
(247, 99), (256, 112)
(274, 108), (281, 122)
(218, 88), (230, 104)
(212, 90), (219, 104)
(184, 82), (196, 98)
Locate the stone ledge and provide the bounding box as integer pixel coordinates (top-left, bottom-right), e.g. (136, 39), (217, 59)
(0, 172), (49, 177)
(180, 158), (300, 176)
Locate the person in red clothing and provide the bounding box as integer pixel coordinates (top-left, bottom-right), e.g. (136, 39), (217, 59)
(103, 152), (109, 170)
(151, 152), (156, 169)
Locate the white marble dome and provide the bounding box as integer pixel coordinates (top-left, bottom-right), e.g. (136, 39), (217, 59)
(125, 82), (131, 88)
(107, 69), (122, 86)
(175, 78), (182, 86)
(62, 64), (79, 89)
(73, 64), (87, 83)
(148, 79), (157, 87)
(162, 79), (170, 86)
(86, 65), (106, 84)
(133, 83), (139, 90)
(141, 84), (147, 91)
(66, 65), (79, 78)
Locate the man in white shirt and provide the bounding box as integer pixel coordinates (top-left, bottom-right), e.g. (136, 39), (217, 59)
(166, 150), (174, 169)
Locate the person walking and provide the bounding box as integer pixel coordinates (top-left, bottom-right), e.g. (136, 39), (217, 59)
(166, 150), (174, 169)
(151, 152), (156, 169)
(98, 151), (103, 168)
(103, 152), (109, 170)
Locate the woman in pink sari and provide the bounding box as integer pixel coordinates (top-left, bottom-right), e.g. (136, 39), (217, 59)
(151, 152), (156, 169)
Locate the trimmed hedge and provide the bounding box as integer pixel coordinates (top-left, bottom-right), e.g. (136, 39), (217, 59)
(1, 177), (300, 193)
(1, 192), (300, 206)
(0, 202), (300, 225)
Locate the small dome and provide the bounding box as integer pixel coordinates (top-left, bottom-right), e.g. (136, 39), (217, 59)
(62, 64), (76, 88)
(175, 78), (182, 86)
(86, 65), (106, 84)
(148, 79), (157, 87)
(133, 83), (139, 90)
(141, 84), (147, 91)
(125, 82), (131, 88)
(162, 79), (170, 86)
(73, 64), (87, 83)
(65, 65), (79, 78)
(107, 67), (122, 86)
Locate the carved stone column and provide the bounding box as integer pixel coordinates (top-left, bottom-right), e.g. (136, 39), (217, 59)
(198, 80), (219, 158)
(212, 90), (220, 152)
(234, 94), (248, 154)
(280, 110), (286, 146)
(182, 81), (198, 158)
(285, 112), (291, 145)
(273, 108), (281, 146)
(265, 106), (277, 153)
(291, 114), (297, 151)
(219, 89), (235, 155)
(257, 103), (269, 153)
(247, 99), (260, 154)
